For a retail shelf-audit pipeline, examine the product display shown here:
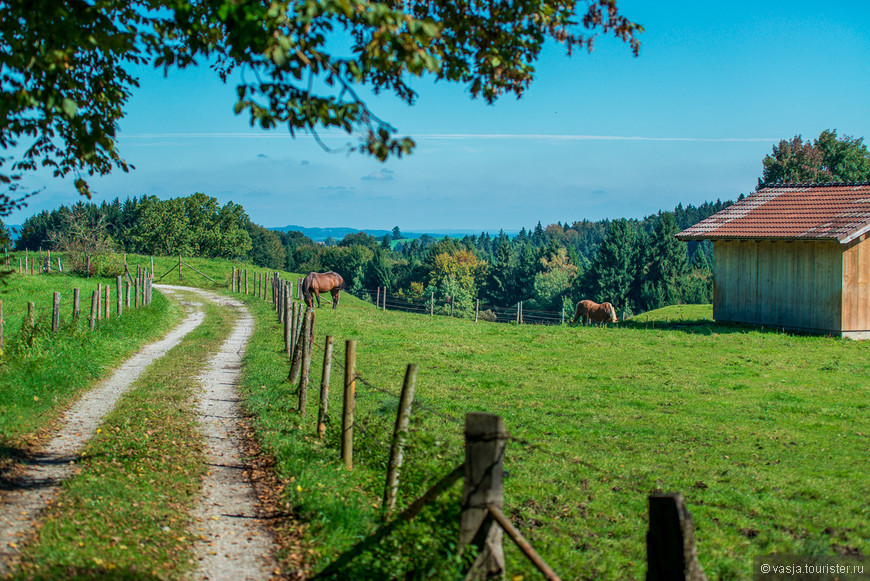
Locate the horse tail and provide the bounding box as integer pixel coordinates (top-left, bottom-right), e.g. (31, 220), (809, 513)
(301, 274), (313, 304)
(570, 301), (582, 324)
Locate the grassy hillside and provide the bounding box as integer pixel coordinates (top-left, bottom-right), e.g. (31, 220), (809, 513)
(234, 288), (869, 579)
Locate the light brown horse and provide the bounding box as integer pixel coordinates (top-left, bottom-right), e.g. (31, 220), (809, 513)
(302, 271), (344, 309)
(571, 300), (618, 325)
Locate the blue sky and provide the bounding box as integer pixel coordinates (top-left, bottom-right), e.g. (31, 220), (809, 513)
(8, 0), (870, 231)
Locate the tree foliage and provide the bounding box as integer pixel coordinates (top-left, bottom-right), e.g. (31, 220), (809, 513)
(758, 129), (870, 189)
(0, 0), (641, 214)
(16, 193), (252, 259)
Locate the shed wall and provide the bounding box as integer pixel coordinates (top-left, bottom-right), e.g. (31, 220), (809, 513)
(842, 236), (870, 332)
(713, 240), (843, 332)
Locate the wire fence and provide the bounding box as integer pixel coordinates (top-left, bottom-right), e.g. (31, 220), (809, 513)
(346, 285), (574, 326)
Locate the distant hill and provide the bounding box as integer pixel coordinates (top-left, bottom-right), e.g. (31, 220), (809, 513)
(270, 225), (515, 242)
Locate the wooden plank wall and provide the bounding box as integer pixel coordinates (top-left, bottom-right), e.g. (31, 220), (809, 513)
(842, 237), (870, 331)
(713, 240), (844, 332)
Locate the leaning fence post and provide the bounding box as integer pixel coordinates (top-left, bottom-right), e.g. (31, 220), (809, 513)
(288, 301), (298, 356)
(52, 291), (61, 333)
(298, 309), (315, 415)
(317, 335), (334, 439)
(342, 339), (356, 470)
(461, 412), (507, 579)
(284, 288), (297, 357)
(646, 493), (708, 581)
(287, 307), (306, 384)
(383, 363), (418, 514)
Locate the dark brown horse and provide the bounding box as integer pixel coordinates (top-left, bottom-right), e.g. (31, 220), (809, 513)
(302, 271), (344, 309)
(571, 299), (618, 325)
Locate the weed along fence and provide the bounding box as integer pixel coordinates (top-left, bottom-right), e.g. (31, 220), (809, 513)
(228, 273), (711, 580)
(0, 266), (154, 351)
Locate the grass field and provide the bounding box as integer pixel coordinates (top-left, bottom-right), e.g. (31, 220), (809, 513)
(3, 253), (867, 580)
(234, 288), (870, 580)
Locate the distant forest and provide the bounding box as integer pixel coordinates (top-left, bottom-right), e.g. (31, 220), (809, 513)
(11, 193), (733, 315)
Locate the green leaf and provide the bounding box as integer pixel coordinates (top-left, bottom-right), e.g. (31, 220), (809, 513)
(61, 98), (77, 118)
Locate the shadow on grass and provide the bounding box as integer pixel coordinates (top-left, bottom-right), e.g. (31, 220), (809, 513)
(616, 319), (834, 338)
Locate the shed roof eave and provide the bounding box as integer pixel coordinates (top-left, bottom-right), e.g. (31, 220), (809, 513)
(675, 234), (844, 243)
(839, 222), (870, 244)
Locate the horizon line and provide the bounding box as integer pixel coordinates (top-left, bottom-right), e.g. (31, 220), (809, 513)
(123, 131), (778, 143)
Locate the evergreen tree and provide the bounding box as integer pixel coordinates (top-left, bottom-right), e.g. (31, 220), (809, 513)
(584, 219), (637, 310)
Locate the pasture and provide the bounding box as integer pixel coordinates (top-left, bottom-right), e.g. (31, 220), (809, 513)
(237, 289), (870, 579)
(0, 271), (179, 452)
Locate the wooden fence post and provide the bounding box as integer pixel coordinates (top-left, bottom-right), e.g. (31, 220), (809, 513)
(244, 269), (248, 294)
(135, 270), (140, 309)
(126, 279), (131, 309)
(298, 309), (315, 415)
(284, 288), (293, 357)
(104, 284), (110, 319)
(475, 299), (479, 322)
(178, 255), (182, 281)
(52, 291), (61, 334)
(231, 266), (236, 292)
(73, 288), (80, 319)
(89, 291), (97, 330)
(383, 363), (418, 514)
(461, 412), (507, 579)
(97, 283), (102, 320)
(646, 493), (708, 581)
(116, 276), (123, 316)
(317, 335), (334, 439)
(27, 302), (35, 328)
(0, 299), (3, 350)
(287, 306), (306, 384)
(430, 292), (434, 317)
(342, 339), (356, 470)
(376, 286), (380, 309)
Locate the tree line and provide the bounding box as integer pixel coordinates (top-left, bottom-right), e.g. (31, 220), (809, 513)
(12, 190), (728, 315)
(276, 201), (729, 317)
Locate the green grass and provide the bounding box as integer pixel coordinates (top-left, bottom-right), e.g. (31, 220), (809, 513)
(11, 293), (236, 579)
(0, 272), (180, 456)
(233, 289), (870, 580)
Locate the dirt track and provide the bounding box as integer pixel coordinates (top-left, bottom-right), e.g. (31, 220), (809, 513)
(0, 285), (278, 579)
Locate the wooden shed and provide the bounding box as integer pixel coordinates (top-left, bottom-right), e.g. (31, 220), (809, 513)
(677, 183), (870, 338)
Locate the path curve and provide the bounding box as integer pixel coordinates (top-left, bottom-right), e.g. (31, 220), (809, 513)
(156, 285), (279, 580)
(0, 297), (207, 573)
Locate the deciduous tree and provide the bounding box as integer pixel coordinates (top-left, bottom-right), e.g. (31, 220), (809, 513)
(758, 129), (870, 189)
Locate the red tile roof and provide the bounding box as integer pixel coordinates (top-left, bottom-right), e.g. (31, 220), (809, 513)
(676, 183), (870, 244)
